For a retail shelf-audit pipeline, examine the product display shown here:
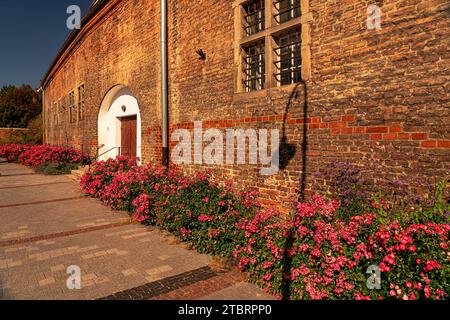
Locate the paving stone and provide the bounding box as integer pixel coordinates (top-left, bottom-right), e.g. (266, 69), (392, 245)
(39, 278), (56, 287)
(122, 269), (138, 277)
(0, 162), (272, 300)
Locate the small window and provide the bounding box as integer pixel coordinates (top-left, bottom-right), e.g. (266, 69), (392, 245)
(60, 97), (66, 125)
(69, 91), (75, 123)
(275, 29), (301, 86)
(53, 102), (58, 127)
(243, 41), (266, 92)
(243, 0), (265, 36)
(57, 99), (62, 126)
(274, 0), (301, 24)
(77, 84), (85, 121)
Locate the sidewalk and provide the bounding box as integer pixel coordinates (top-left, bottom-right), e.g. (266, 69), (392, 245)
(0, 160), (274, 300)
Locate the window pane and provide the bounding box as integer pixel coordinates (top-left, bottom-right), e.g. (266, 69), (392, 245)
(244, 0), (265, 36)
(243, 42), (265, 92)
(276, 0), (301, 24)
(276, 30), (301, 86)
(78, 85), (85, 121)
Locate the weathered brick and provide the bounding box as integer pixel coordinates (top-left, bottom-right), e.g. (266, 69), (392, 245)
(437, 141), (450, 148)
(371, 134), (382, 141)
(40, 0), (450, 210)
(422, 141), (437, 148)
(412, 133), (428, 140)
(367, 127), (389, 134)
(383, 134), (398, 140)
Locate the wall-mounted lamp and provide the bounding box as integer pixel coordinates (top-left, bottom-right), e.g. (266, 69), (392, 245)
(196, 49), (206, 61)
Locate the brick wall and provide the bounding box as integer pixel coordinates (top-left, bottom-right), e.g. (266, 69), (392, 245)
(0, 128), (31, 142)
(44, 0), (163, 162)
(43, 0), (450, 209)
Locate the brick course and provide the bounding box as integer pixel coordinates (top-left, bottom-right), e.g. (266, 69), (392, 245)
(42, 0), (450, 209)
(0, 128), (31, 142)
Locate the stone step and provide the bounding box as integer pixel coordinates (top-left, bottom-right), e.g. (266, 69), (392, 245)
(66, 166), (90, 181)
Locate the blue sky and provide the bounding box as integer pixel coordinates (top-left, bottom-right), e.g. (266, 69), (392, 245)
(0, 0), (91, 88)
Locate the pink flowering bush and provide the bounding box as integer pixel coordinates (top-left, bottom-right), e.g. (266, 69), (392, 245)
(143, 173), (262, 256)
(80, 158), (449, 300)
(18, 145), (87, 167)
(0, 144), (31, 162)
(81, 159), (261, 257)
(80, 156), (138, 198)
(234, 195), (449, 300)
(0, 144), (89, 173)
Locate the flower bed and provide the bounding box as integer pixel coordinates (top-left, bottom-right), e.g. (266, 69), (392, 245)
(0, 144), (30, 163)
(80, 157), (449, 300)
(234, 195), (449, 300)
(0, 143), (90, 174)
(81, 157), (261, 257)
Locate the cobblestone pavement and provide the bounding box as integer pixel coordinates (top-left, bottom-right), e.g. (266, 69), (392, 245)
(0, 161), (274, 300)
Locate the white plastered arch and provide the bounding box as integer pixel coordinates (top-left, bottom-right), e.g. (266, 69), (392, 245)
(98, 85), (142, 162)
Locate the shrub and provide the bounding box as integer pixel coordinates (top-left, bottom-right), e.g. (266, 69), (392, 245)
(0, 144), (31, 162)
(81, 159), (262, 257)
(80, 156), (139, 199)
(311, 162), (449, 224)
(35, 162), (80, 175)
(0, 144), (90, 175)
(234, 195), (449, 300)
(80, 157), (450, 300)
(138, 172), (261, 257)
(19, 145), (87, 167)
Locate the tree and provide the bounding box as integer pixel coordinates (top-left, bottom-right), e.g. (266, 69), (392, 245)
(0, 85), (41, 128)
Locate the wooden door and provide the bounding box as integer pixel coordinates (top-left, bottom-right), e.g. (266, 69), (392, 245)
(121, 116), (137, 159)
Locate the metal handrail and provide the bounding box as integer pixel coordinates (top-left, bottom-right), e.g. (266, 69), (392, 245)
(96, 144), (105, 156)
(97, 147), (121, 160)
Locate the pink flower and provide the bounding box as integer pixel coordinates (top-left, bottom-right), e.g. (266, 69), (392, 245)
(424, 286), (431, 298)
(263, 273), (273, 281)
(379, 263), (391, 272)
(424, 260), (441, 272)
(202, 197), (209, 203)
(409, 245), (416, 252)
(198, 214), (212, 222)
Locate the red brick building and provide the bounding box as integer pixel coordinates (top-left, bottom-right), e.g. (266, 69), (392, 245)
(41, 0), (449, 207)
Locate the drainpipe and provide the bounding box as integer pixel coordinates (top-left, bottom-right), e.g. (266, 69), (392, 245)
(161, 0), (169, 167)
(37, 86), (45, 145)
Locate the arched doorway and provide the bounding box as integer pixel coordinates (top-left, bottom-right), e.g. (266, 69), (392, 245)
(98, 85), (142, 162)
